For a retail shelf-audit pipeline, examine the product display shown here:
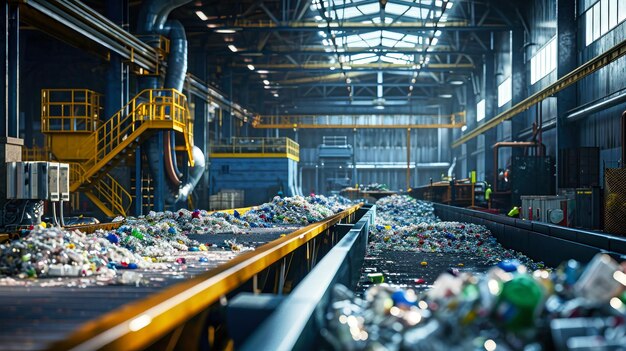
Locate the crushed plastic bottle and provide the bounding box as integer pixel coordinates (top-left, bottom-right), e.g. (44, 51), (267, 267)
(324, 254), (626, 350)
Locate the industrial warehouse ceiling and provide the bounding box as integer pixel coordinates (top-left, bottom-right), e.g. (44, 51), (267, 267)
(83, 0), (525, 116)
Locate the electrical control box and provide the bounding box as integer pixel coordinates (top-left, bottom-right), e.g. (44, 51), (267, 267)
(59, 163), (70, 201)
(6, 161), (70, 201)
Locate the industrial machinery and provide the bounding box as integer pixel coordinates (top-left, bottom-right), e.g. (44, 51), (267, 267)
(317, 136), (353, 193)
(2, 161), (69, 231)
(209, 137), (302, 206)
(491, 141), (554, 209)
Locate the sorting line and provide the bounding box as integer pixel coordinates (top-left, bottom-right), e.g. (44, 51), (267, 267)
(43, 204), (361, 351)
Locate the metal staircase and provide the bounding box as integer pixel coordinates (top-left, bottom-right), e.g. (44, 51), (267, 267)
(36, 88), (194, 217)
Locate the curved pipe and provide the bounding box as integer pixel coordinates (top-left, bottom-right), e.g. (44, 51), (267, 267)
(138, 0), (206, 206)
(162, 20), (187, 185)
(447, 157), (457, 178)
(175, 146), (206, 202)
(163, 132), (182, 185)
(137, 0), (191, 34)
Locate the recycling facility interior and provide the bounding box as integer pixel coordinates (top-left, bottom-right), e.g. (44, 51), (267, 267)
(1, 0), (626, 350)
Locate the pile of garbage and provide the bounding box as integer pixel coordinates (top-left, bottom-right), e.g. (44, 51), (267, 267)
(375, 195), (439, 226)
(0, 195), (354, 281)
(361, 183), (390, 191)
(0, 227), (146, 279)
(324, 254), (626, 350)
(370, 196), (542, 269)
(243, 195), (349, 226)
(370, 222), (541, 269)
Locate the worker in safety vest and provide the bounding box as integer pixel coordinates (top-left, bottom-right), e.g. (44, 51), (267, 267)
(485, 184), (492, 209)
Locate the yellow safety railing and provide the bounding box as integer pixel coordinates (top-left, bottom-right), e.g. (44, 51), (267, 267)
(70, 162), (132, 217)
(41, 89), (102, 133)
(210, 137), (299, 161)
(72, 88), (194, 188)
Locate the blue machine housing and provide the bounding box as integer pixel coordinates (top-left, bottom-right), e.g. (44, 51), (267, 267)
(210, 157), (301, 206)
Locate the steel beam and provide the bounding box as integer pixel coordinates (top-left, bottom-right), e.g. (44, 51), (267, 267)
(14, 0), (256, 122)
(252, 112), (465, 129)
(238, 63), (474, 69)
(199, 20), (512, 32)
(451, 38), (626, 148)
(234, 48), (483, 56)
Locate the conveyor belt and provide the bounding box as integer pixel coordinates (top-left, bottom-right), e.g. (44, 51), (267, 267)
(0, 205), (362, 351)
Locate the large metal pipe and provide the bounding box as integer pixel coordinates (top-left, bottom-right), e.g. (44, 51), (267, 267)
(567, 91), (626, 122)
(138, 0), (206, 206)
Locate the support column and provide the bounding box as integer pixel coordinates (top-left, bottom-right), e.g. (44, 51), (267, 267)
(4, 3), (19, 138)
(483, 48), (498, 185)
(555, 0), (578, 189)
(352, 128), (357, 186)
(0, 3), (22, 206)
(105, 0), (129, 119)
(465, 82), (477, 175)
(153, 134), (165, 212)
(511, 28), (527, 140)
(134, 146), (142, 215)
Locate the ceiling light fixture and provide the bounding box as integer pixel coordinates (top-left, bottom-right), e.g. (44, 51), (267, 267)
(263, 80), (270, 85)
(214, 28), (240, 34)
(195, 10), (209, 21)
(228, 44), (238, 52)
(439, 93), (453, 98)
(461, 125), (468, 132)
(449, 80), (464, 85)
(273, 93), (279, 97)
(247, 64), (255, 71)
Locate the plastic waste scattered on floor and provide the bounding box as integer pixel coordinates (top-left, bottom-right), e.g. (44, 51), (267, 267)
(324, 253), (626, 351)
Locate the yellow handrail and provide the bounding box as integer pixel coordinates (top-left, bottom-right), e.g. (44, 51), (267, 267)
(73, 88), (194, 186)
(41, 89), (102, 133)
(70, 162), (132, 216)
(209, 137), (299, 160)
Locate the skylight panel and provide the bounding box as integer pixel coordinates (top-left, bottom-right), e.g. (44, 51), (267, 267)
(381, 30), (404, 40)
(381, 38), (400, 47)
(343, 34), (363, 44)
(335, 6), (364, 20)
(404, 7), (425, 19)
(403, 34), (419, 44)
(385, 3), (410, 16)
(351, 53), (377, 61)
(380, 55), (407, 64)
(352, 55), (379, 64)
(356, 2), (381, 15)
(359, 31), (381, 41)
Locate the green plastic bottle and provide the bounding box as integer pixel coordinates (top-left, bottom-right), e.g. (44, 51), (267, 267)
(493, 274), (543, 331)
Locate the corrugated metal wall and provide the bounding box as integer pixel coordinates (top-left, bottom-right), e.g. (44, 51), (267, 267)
(296, 127), (451, 192)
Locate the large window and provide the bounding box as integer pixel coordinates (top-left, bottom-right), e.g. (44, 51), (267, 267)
(585, 0), (626, 46)
(476, 99), (486, 122)
(498, 77), (512, 107)
(530, 37), (557, 85)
